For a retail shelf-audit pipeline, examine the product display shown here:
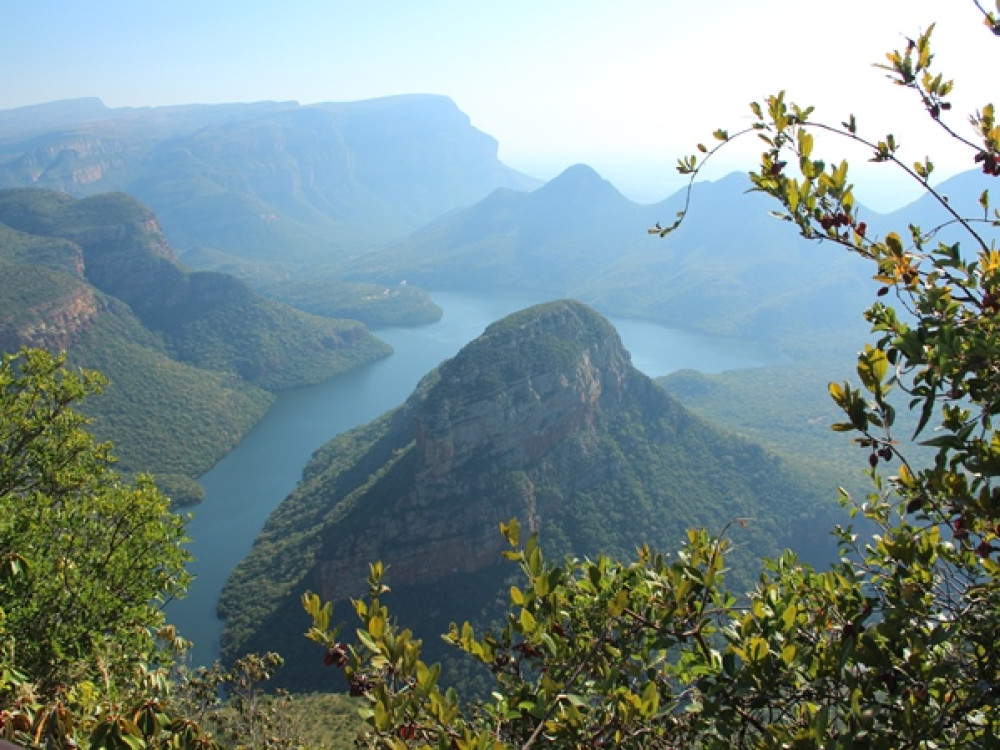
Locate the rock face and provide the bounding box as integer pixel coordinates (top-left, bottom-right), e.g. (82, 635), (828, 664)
(219, 301), (836, 689)
(0, 281), (102, 352)
(316, 302), (631, 602)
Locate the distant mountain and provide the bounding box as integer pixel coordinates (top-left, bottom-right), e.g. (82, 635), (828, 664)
(0, 188), (391, 503)
(341, 166), (878, 349)
(218, 300), (843, 689)
(0, 96), (540, 271)
(869, 168), (999, 246)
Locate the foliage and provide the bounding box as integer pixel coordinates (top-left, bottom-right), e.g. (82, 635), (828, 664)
(0, 348), (190, 691)
(301, 7), (1000, 748)
(70, 308), (274, 489)
(0, 348), (334, 749)
(170, 653), (297, 750)
(0, 348), (206, 748)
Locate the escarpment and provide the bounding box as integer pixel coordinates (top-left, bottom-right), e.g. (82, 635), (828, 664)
(0, 278), (103, 352)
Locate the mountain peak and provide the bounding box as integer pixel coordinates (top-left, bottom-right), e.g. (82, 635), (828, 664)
(418, 300), (631, 476)
(220, 297), (831, 689)
(534, 163), (629, 206)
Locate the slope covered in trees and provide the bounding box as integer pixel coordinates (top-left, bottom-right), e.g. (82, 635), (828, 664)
(0, 188), (391, 502)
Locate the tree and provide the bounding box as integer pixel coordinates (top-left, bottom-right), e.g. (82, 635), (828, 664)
(0, 348), (202, 748)
(303, 5), (1000, 748)
(0, 348), (191, 692)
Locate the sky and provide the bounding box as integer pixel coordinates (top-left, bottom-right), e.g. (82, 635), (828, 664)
(1, 1), (994, 209)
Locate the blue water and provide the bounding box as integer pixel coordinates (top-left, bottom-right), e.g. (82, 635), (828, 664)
(165, 291), (776, 666)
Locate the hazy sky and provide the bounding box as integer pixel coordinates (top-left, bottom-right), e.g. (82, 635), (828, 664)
(1, 1), (993, 208)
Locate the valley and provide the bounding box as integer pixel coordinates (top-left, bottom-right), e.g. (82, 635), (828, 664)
(4, 5), (999, 746)
(1, 90), (994, 725)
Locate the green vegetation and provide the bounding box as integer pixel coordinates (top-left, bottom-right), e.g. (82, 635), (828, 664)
(0, 347), (188, 698)
(3, 8), (998, 748)
(0, 187), (392, 502)
(71, 309), (274, 500)
(259, 278), (443, 328)
(0, 348), (360, 749)
(299, 8), (1000, 748)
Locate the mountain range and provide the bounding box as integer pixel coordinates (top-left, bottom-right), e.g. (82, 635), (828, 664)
(2, 94), (994, 684)
(0, 96), (537, 260)
(341, 163), (999, 348)
(3, 97), (994, 349)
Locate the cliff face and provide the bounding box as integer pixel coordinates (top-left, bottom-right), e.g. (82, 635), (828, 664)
(416, 303), (629, 477)
(0, 280), (103, 352)
(313, 301), (632, 602)
(9, 134), (134, 190)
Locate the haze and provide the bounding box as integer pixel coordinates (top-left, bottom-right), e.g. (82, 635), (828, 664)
(1, 0), (992, 208)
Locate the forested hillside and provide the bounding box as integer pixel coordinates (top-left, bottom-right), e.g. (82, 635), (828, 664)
(0, 188), (391, 502)
(0, 95), (538, 326)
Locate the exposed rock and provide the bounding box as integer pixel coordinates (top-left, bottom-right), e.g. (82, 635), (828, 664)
(313, 301), (628, 601)
(0, 283), (102, 352)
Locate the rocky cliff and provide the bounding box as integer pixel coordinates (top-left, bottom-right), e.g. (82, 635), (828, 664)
(313, 302), (632, 603)
(219, 300), (840, 690)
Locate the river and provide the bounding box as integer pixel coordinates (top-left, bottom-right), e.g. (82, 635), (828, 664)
(165, 291), (775, 667)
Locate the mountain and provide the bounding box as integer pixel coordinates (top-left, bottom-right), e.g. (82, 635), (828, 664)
(341, 167), (877, 349)
(0, 96), (539, 272)
(218, 300), (843, 689)
(869, 168), (999, 247)
(0, 187), (391, 503)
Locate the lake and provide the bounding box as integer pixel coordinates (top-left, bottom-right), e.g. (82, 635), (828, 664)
(165, 291), (777, 667)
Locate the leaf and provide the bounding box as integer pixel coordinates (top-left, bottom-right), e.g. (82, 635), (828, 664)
(781, 643), (797, 665)
(828, 381), (848, 406)
(500, 517), (520, 547)
(747, 636), (769, 663)
(519, 608), (537, 635)
(373, 700), (390, 731)
(510, 585), (525, 605)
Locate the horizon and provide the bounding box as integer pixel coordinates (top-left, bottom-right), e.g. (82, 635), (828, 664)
(1, 1), (993, 210)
